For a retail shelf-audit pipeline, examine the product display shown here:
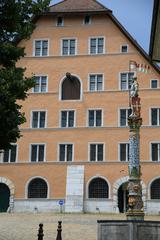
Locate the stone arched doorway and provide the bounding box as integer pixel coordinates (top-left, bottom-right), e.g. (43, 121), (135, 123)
(113, 176), (147, 213)
(118, 182), (129, 213)
(0, 183), (10, 212)
(0, 177), (15, 212)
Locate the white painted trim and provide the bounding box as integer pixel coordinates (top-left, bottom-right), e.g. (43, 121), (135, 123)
(149, 107), (160, 126)
(118, 142), (129, 162)
(150, 79), (159, 89)
(88, 36), (106, 55)
(120, 44), (129, 53)
(60, 37), (77, 56)
(32, 75), (48, 93)
(57, 143), (74, 162)
(59, 109), (76, 128)
(87, 108), (103, 127)
(25, 176), (50, 199)
(150, 141), (160, 162)
(88, 142), (105, 162)
(30, 110), (47, 128)
(59, 73), (83, 101)
(33, 39), (49, 57)
(29, 143), (46, 163)
(88, 73), (104, 91)
(86, 175), (111, 199)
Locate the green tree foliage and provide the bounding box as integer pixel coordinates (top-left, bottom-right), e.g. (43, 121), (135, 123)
(0, 0), (50, 150)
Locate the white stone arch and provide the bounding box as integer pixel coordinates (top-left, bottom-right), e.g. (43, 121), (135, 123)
(86, 175), (111, 199)
(0, 177), (15, 212)
(112, 176), (147, 213)
(148, 176), (160, 200)
(59, 73), (83, 101)
(25, 176), (50, 199)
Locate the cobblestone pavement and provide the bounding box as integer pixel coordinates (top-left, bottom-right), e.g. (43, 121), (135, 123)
(0, 213), (160, 240)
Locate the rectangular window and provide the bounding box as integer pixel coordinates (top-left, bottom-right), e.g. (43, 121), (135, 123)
(34, 40), (48, 56)
(33, 76), (47, 93)
(89, 74), (103, 91)
(88, 110), (102, 127)
(3, 145), (17, 163)
(90, 144), (104, 161)
(121, 45), (128, 53)
(120, 72), (134, 90)
(90, 37), (104, 54)
(31, 144), (45, 162)
(151, 143), (160, 161)
(84, 16), (91, 24)
(32, 111), (46, 128)
(57, 17), (64, 26)
(151, 80), (158, 89)
(62, 39), (76, 56)
(59, 144), (73, 162)
(61, 110), (75, 128)
(151, 108), (160, 126)
(120, 109), (132, 126)
(120, 143), (129, 161)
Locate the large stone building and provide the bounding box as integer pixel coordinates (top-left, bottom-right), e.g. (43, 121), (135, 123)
(0, 0), (160, 214)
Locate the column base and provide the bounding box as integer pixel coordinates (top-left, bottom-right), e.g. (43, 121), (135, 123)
(126, 210), (144, 221)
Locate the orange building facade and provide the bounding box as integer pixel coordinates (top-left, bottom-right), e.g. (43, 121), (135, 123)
(0, 0), (160, 214)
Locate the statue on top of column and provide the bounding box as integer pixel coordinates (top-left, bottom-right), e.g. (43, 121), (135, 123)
(129, 77), (141, 117)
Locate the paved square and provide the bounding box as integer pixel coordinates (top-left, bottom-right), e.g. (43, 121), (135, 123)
(0, 213), (160, 240)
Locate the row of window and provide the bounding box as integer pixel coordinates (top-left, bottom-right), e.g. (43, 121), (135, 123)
(26, 176), (160, 200)
(33, 73), (159, 95)
(30, 108), (160, 129)
(56, 16), (92, 27)
(33, 38), (129, 57)
(1, 143), (160, 163)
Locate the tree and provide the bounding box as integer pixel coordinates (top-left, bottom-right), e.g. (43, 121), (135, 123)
(0, 0), (50, 150)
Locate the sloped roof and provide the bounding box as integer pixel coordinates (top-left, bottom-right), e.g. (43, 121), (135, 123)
(49, 0), (111, 13)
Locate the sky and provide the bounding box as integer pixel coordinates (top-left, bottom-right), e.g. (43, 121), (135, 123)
(50, 0), (154, 53)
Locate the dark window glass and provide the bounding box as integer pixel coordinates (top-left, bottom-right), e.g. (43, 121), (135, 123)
(151, 108), (158, 125)
(151, 80), (158, 89)
(96, 110), (102, 126)
(120, 109), (127, 126)
(90, 38), (96, 54)
(67, 144), (72, 161)
(120, 144), (129, 161)
(3, 145), (17, 162)
(38, 145), (45, 162)
(84, 16), (90, 24)
(61, 111), (67, 127)
(39, 112), (46, 128)
(35, 41), (41, 56)
(31, 145), (37, 162)
(152, 144), (159, 161)
(32, 112), (38, 128)
(89, 110), (94, 127)
(59, 144), (65, 161)
(57, 17), (63, 26)
(89, 178), (108, 198)
(98, 38), (104, 53)
(59, 144), (72, 161)
(151, 178), (160, 199)
(90, 144), (96, 161)
(97, 144), (103, 161)
(28, 178), (47, 198)
(68, 111), (74, 127)
(3, 149), (9, 162)
(42, 40), (48, 56)
(31, 145), (44, 162)
(121, 45), (128, 53)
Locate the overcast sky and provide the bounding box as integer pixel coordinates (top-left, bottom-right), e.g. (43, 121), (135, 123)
(50, 0), (154, 53)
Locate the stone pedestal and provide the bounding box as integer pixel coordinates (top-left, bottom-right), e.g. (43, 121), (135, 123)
(97, 220), (160, 240)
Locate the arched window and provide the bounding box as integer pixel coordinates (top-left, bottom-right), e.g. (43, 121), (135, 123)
(88, 177), (109, 198)
(61, 73), (81, 100)
(28, 178), (48, 198)
(151, 178), (160, 199)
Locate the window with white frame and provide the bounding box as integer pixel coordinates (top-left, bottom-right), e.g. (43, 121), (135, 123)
(89, 144), (104, 161)
(120, 109), (132, 126)
(59, 144), (73, 162)
(151, 79), (158, 89)
(121, 45), (128, 53)
(57, 16), (64, 26)
(31, 111), (46, 128)
(33, 76), (47, 93)
(151, 108), (160, 126)
(30, 144), (45, 162)
(90, 37), (104, 54)
(88, 110), (102, 127)
(61, 110), (75, 128)
(120, 72), (134, 90)
(84, 16), (91, 24)
(2, 145), (17, 163)
(119, 143), (129, 161)
(34, 40), (48, 56)
(62, 39), (76, 56)
(89, 74), (103, 91)
(151, 143), (160, 161)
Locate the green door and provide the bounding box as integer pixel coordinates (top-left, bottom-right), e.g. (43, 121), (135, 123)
(0, 183), (10, 212)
